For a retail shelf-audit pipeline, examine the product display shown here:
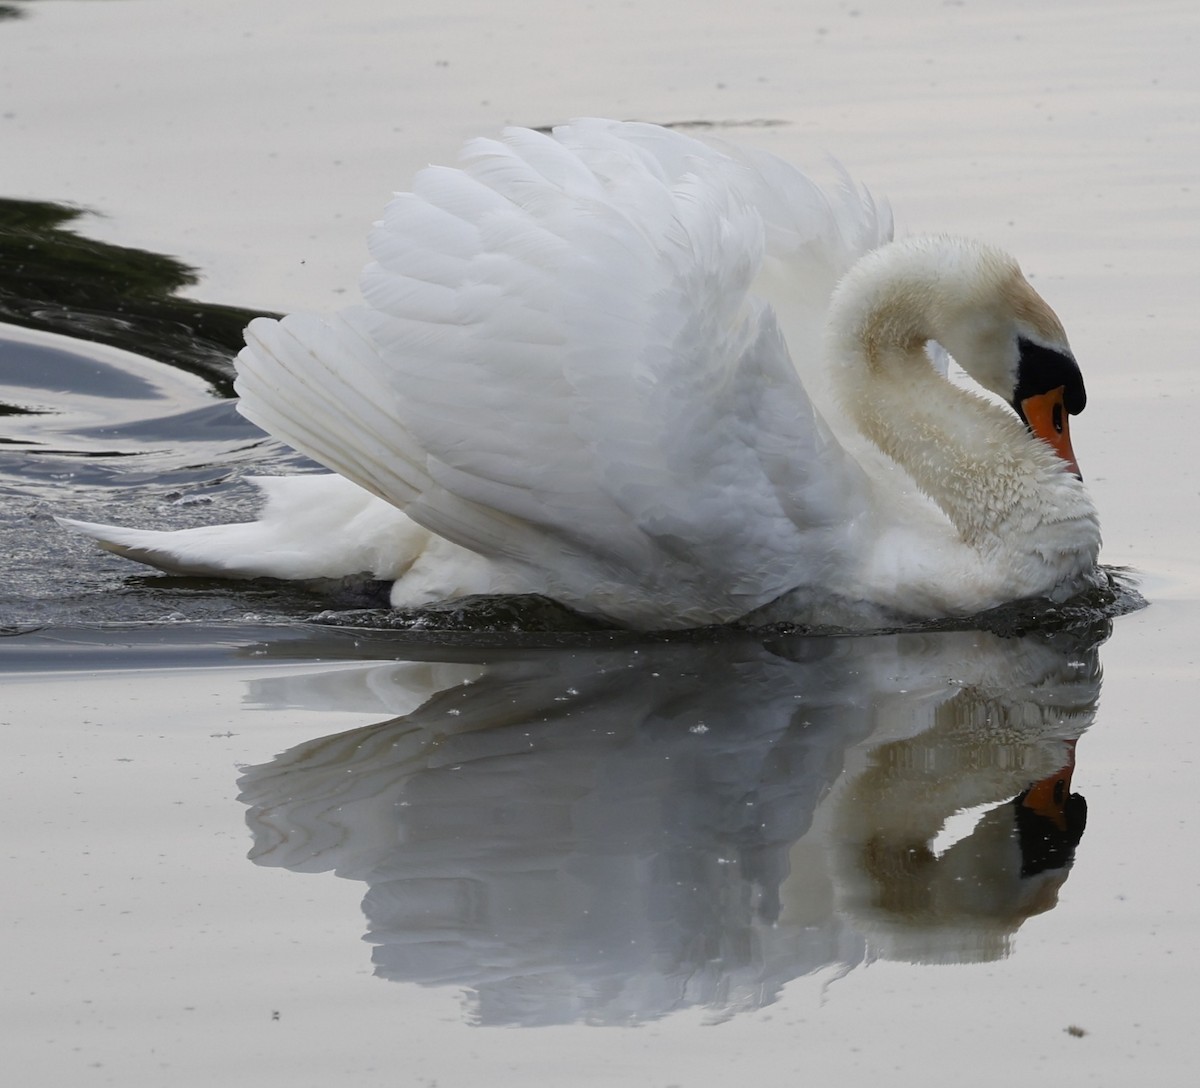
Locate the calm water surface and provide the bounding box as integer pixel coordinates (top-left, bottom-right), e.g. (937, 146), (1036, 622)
(2, 1), (1199, 1086)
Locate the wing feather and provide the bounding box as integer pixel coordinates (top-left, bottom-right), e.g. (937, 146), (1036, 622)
(234, 121), (890, 623)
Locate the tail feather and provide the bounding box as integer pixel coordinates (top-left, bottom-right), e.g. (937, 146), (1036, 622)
(58, 475), (431, 582)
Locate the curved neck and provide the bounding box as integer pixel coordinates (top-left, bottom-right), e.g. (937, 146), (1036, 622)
(825, 241), (1096, 554)
(840, 344), (1033, 546)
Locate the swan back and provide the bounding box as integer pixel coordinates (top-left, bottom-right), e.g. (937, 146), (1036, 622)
(235, 122), (891, 626)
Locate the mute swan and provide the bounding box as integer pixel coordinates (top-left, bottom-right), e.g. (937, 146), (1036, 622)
(60, 119), (1101, 629)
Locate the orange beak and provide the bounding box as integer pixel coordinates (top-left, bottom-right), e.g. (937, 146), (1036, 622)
(1020, 385), (1081, 478)
(1020, 740), (1077, 831)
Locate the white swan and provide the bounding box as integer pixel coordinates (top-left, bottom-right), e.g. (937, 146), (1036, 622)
(60, 119), (1101, 628)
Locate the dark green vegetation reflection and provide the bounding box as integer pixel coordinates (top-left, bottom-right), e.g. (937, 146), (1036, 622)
(0, 198), (303, 629)
(0, 198), (273, 397)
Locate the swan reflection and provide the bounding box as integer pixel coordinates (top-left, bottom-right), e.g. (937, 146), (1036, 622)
(238, 626), (1102, 1024)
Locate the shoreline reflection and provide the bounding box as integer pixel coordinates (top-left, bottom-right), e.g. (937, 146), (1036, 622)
(238, 626), (1103, 1024)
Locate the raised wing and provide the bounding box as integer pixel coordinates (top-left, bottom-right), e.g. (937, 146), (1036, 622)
(235, 121), (888, 624)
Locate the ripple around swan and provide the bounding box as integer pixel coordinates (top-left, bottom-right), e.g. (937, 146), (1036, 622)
(0, 198), (326, 627)
(302, 567), (1143, 648)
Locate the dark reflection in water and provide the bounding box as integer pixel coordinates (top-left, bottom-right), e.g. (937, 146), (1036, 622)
(238, 624), (1101, 1025)
(0, 326), (321, 627)
(0, 204), (312, 626)
(0, 197), (272, 395)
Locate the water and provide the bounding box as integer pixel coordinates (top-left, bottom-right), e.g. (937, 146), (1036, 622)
(3, 1), (1200, 1085)
(233, 628), (1101, 1023)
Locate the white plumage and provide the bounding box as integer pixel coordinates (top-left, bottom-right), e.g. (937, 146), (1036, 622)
(61, 119), (1101, 628)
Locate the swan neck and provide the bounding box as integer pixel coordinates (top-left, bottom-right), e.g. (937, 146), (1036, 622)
(829, 244), (959, 374)
(826, 242), (1098, 562)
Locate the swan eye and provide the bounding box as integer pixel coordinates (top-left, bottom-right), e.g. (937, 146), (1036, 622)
(1052, 402), (1064, 434)
(1013, 337), (1086, 416)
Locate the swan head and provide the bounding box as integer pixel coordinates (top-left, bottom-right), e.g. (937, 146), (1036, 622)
(830, 235), (1087, 475)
